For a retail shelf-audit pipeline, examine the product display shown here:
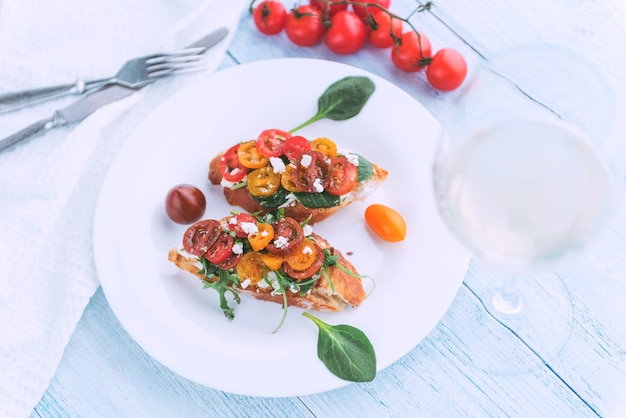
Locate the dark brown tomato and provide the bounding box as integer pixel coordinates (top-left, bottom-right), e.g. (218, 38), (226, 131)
(283, 243), (325, 279)
(265, 217), (304, 255)
(293, 150), (330, 193)
(182, 220), (222, 257)
(216, 252), (243, 270)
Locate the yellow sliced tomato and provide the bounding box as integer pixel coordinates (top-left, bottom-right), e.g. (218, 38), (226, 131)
(310, 137), (337, 158)
(237, 140), (270, 168)
(285, 239), (317, 271)
(280, 164), (301, 192)
(260, 252), (284, 271)
(236, 252), (265, 285)
(247, 166), (281, 197)
(248, 223), (274, 251)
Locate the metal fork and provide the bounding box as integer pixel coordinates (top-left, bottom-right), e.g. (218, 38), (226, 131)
(0, 48), (208, 113)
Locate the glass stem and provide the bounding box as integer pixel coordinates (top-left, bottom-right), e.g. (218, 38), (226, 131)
(492, 275), (523, 314)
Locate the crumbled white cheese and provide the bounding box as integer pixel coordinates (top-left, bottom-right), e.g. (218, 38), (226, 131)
(232, 243), (243, 254)
(303, 224), (313, 236)
(273, 236), (290, 249)
(269, 157), (286, 174)
(220, 178), (234, 188)
(229, 217), (238, 225)
(240, 278), (251, 289)
(313, 177), (324, 193)
(240, 222), (258, 235)
(346, 153), (360, 166)
(278, 193), (297, 208)
(260, 230), (269, 237)
(302, 245), (313, 255)
(300, 154), (312, 167)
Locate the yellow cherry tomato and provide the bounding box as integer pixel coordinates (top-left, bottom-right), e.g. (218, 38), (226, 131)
(247, 166), (281, 197)
(260, 252), (284, 271)
(237, 140), (270, 168)
(248, 223), (274, 251)
(285, 239), (317, 271)
(280, 164), (301, 192)
(364, 204), (406, 242)
(236, 251), (265, 285)
(310, 137), (337, 158)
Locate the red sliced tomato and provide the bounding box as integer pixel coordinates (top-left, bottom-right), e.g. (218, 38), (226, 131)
(283, 135), (311, 161)
(391, 31), (432, 72)
(256, 129), (290, 157)
(228, 213), (257, 238)
(182, 220), (222, 257)
(352, 0), (391, 18)
(367, 10), (402, 48)
(216, 252), (242, 270)
(325, 10), (368, 55)
(205, 233), (235, 264)
(326, 156), (358, 196)
(265, 217), (304, 255)
(253, 0), (287, 35)
(285, 5), (325, 47)
(219, 144), (249, 183)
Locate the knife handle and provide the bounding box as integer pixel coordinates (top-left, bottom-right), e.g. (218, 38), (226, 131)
(0, 114), (65, 152)
(0, 81), (85, 113)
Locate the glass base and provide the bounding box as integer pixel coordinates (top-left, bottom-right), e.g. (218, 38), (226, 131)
(462, 264), (574, 375)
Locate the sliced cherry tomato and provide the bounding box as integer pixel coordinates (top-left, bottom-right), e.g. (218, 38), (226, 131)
(310, 0), (347, 17)
(325, 10), (368, 55)
(219, 144), (249, 183)
(426, 48), (468, 92)
(280, 164), (301, 192)
(364, 203), (407, 242)
(248, 222), (275, 251)
(283, 135), (311, 161)
(260, 252), (284, 271)
(216, 252), (242, 270)
(236, 252), (266, 285)
(283, 242), (324, 280)
(391, 31), (432, 72)
(367, 10), (402, 48)
(253, 0), (287, 35)
(285, 5), (325, 47)
(351, 0), (391, 18)
(265, 217), (304, 255)
(310, 137), (337, 158)
(238, 140), (270, 168)
(247, 166), (281, 197)
(326, 156), (358, 196)
(256, 129), (290, 157)
(293, 150), (330, 193)
(205, 233), (235, 264)
(182, 219), (222, 257)
(285, 239), (317, 271)
(228, 213), (258, 238)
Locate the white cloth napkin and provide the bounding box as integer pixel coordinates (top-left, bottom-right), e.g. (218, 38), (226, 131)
(0, 1), (246, 416)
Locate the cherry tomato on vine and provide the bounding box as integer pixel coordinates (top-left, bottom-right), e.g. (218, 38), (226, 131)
(367, 10), (403, 48)
(325, 10), (368, 55)
(285, 5), (325, 47)
(252, 0), (287, 35)
(364, 204), (406, 242)
(426, 48), (468, 91)
(352, 0), (391, 18)
(310, 0), (347, 17)
(391, 31), (432, 72)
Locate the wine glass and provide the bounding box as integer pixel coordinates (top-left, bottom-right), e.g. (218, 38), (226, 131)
(433, 44), (620, 373)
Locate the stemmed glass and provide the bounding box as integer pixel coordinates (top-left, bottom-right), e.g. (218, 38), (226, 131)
(433, 44), (619, 373)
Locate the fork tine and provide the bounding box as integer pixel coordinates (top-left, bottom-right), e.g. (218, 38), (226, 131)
(144, 47), (206, 65)
(147, 61), (210, 78)
(147, 54), (206, 65)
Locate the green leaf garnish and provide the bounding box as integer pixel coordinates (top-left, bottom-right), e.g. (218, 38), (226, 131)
(294, 191), (340, 208)
(198, 258), (241, 320)
(356, 154), (374, 182)
(303, 312), (377, 382)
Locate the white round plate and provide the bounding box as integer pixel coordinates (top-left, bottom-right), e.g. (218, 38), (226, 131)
(93, 58), (469, 397)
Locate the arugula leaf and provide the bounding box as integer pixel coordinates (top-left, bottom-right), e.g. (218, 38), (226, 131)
(303, 312), (377, 382)
(294, 191), (340, 208)
(290, 76), (376, 132)
(198, 258), (241, 320)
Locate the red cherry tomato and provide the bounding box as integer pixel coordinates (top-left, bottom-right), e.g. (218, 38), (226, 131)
(252, 0), (287, 35)
(325, 157), (358, 196)
(285, 5), (325, 47)
(325, 10), (368, 55)
(205, 233), (235, 264)
(219, 144), (249, 183)
(367, 10), (402, 48)
(352, 0), (391, 18)
(256, 128), (290, 157)
(283, 135), (311, 161)
(426, 48), (468, 91)
(165, 184), (206, 224)
(391, 31), (432, 72)
(227, 213), (258, 238)
(310, 0), (347, 17)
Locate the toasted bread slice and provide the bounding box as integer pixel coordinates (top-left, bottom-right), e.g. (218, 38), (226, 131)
(208, 150), (388, 224)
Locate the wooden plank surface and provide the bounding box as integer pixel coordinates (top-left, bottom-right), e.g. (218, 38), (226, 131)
(32, 0), (626, 417)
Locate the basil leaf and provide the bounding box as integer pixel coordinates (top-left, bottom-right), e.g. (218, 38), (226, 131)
(251, 186), (290, 208)
(356, 154), (374, 182)
(303, 312), (377, 382)
(290, 76), (376, 132)
(294, 191), (340, 208)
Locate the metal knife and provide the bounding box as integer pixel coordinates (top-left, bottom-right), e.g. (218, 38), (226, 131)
(0, 28), (228, 152)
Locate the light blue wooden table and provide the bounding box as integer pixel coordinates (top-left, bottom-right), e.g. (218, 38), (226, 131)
(32, 1), (626, 416)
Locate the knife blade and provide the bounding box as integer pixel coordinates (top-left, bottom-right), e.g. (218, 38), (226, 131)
(0, 27), (229, 152)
